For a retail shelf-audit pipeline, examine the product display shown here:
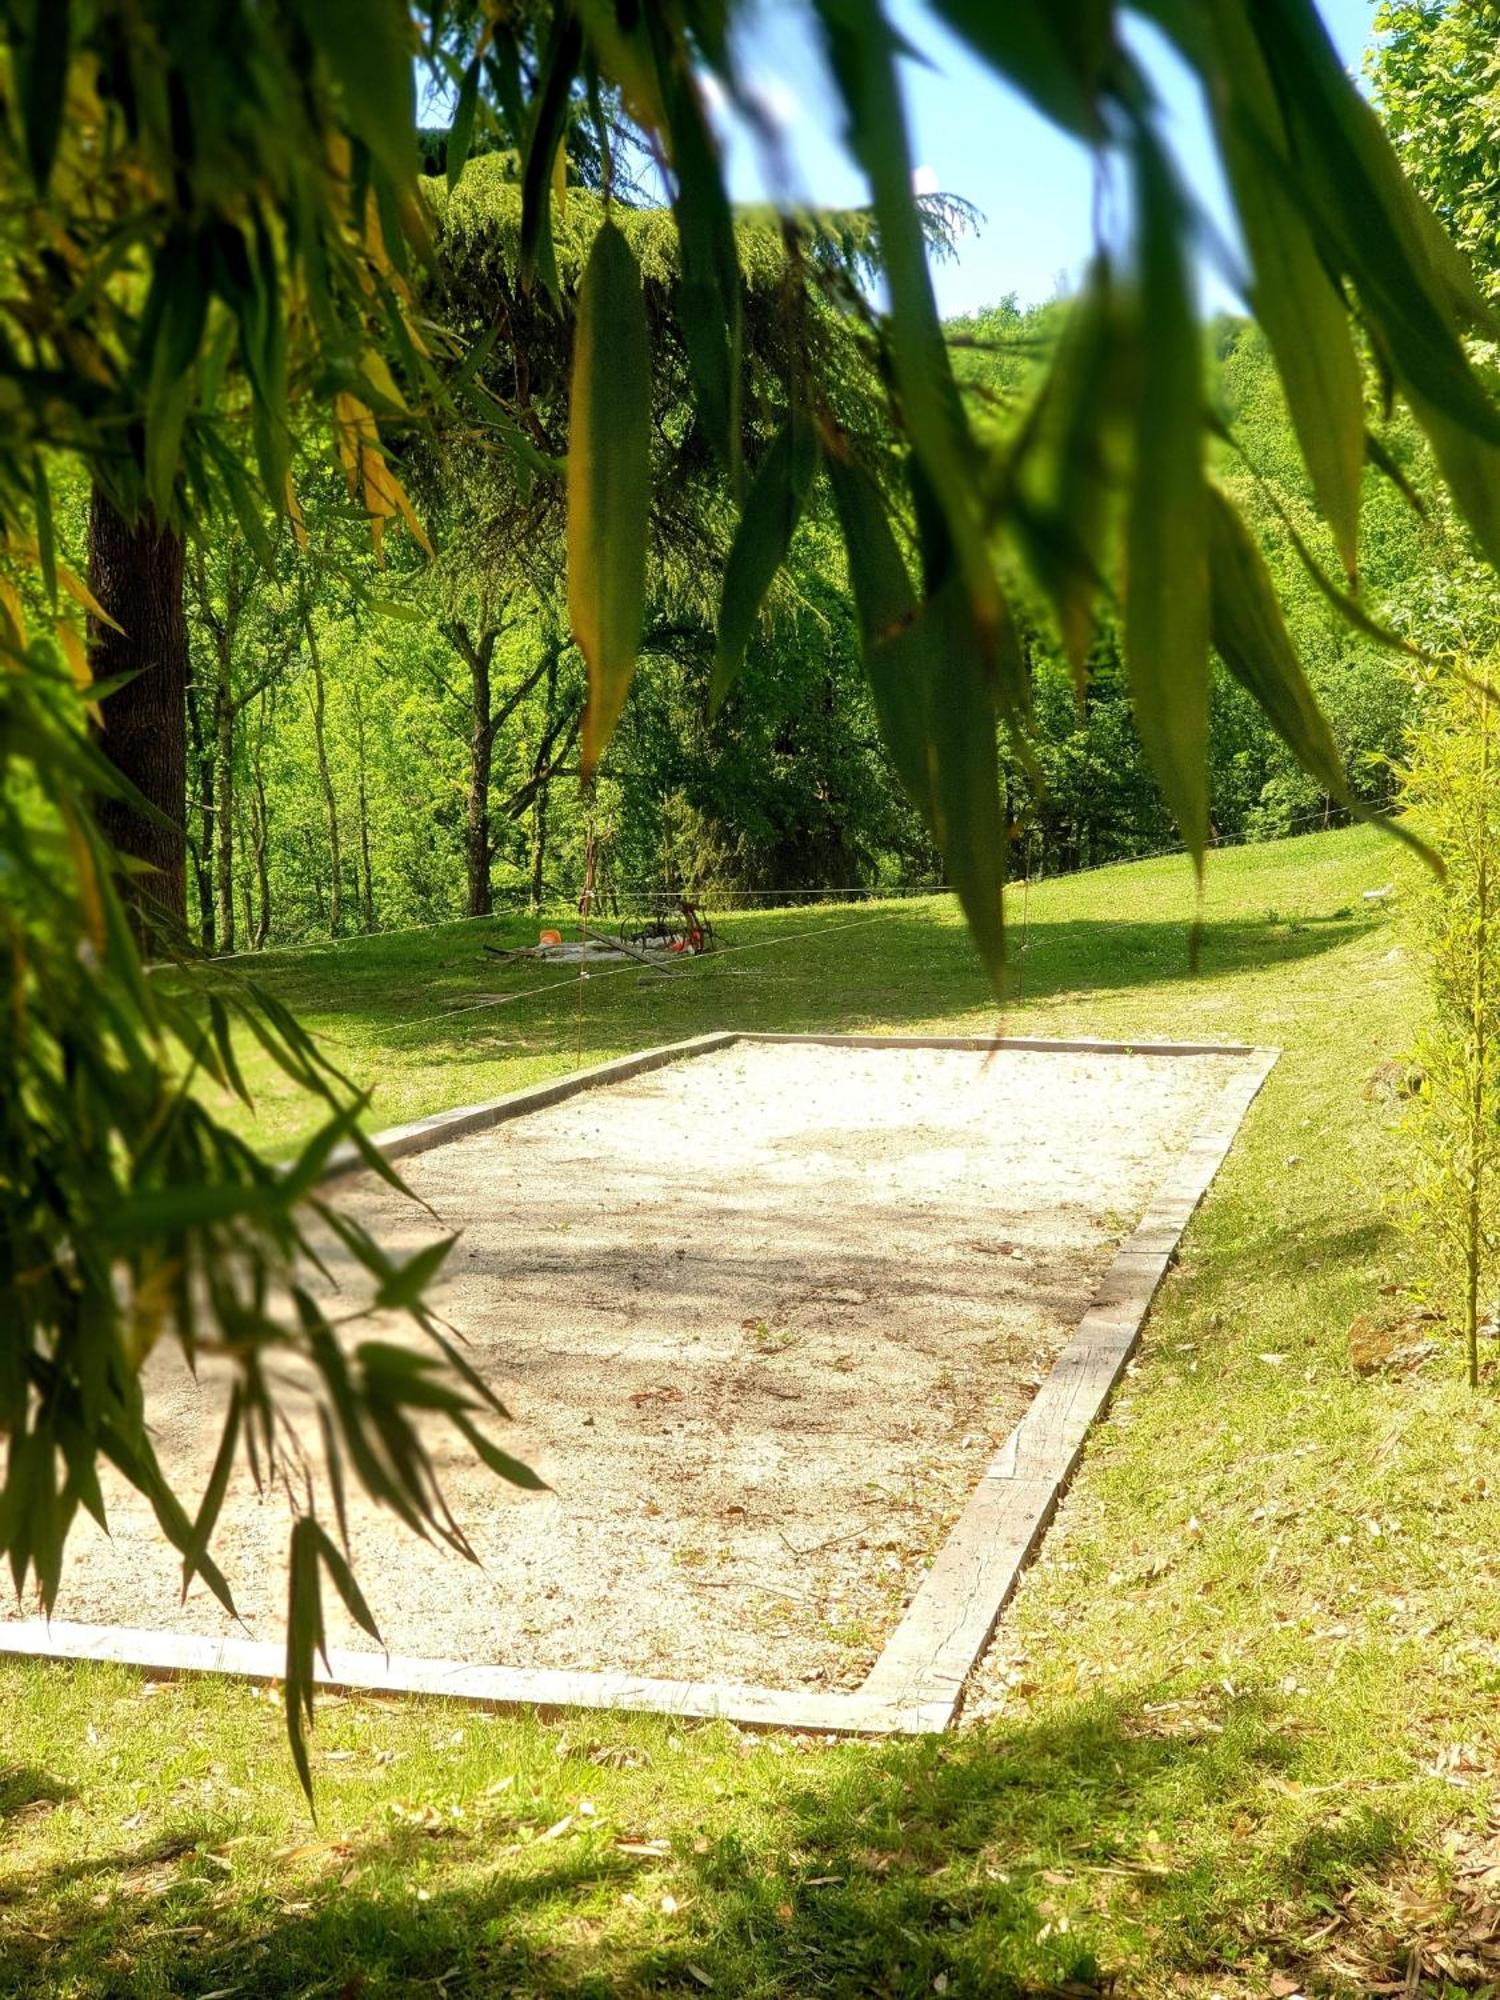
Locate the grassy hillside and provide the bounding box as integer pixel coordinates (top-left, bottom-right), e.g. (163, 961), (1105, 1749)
(211, 823), (1414, 1155)
(9, 823), (1500, 1999)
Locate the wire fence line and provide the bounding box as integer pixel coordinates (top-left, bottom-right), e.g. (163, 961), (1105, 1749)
(381, 909), (900, 1040)
(208, 799), (1388, 970)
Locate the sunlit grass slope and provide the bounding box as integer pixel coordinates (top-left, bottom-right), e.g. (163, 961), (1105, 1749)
(11, 822), (1500, 1999)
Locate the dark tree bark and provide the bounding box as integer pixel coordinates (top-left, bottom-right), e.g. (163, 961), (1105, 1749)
(88, 488), (189, 925)
(443, 620), (498, 920)
(185, 669), (216, 950)
(529, 646), (559, 912)
(213, 672), (235, 952)
(248, 692), (273, 951)
(438, 608), (553, 922)
(301, 608), (342, 936)
(351, 682), (376, 934)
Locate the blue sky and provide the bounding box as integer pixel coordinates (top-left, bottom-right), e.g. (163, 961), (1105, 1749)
(715, 0), (1380, 319)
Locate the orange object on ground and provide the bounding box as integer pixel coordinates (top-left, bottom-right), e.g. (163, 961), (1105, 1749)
(539, 928), (563, 946)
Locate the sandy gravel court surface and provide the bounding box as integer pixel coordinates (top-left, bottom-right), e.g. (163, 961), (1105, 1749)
(51, 1041), (1238, 1689)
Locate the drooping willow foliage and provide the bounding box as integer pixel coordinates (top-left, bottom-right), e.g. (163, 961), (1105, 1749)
(3, 0), (1500, 1787)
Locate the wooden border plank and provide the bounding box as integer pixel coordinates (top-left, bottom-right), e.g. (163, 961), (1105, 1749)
(740, 1031), (1260, 1059)
(858, 1047), (1279, 1715)
(0, 1037), (1277, 1739)
(0, 1619), (899, 1736)
(321, 1032), (739, 1179)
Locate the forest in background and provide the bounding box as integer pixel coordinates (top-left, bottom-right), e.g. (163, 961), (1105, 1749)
(31, 174), (1437, 959)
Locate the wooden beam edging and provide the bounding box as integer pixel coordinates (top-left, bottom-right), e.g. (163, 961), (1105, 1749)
(739, 1031), (1263, 1059)
(856, 1045), (1280, 1719)
(320, 1031), (740, 1181)
(326, 1028), (1263, 1186)
(0, 1619), (905, 1737)
(0, 1039), (1276, 1740)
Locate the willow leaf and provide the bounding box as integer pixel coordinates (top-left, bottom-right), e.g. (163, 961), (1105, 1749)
(1124, 126), (1209, 862)
(291, 0), (415, 189)
(446, 55), (481, 192)
(569, 221), (651, 777)
(827, 452), (1004, 988)
(645, 11), (743, 483)
(928, 0), (1108, 140)
(1211, 26), (1364, 573)
(520, 9), (583, 296)
(19, 0), (70, 190)
(1247, 0), (1500, 449)
(815, 0), (1007, 692)
(710, 417), (818, 716)
(1206, 486), (1345, 796)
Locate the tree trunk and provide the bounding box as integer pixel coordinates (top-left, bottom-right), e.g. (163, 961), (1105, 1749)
(185, 670), (216, 951)
(235, 797), (255, 952)
(250, 691), (273, 949)
(445, 622), (497, 920)
(352, 683), (376, 933)
(302, 609), (342, 936)
(88, 487), (189, 925)
(213, 669), (235, 954)
(530, 647), (559, 912)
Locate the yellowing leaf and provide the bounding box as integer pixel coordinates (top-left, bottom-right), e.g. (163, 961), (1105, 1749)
(284, 471), (309, 551)
(0, 576), (26, 649)
(568, 221), (651, 776)
(7, 535), (124, 632)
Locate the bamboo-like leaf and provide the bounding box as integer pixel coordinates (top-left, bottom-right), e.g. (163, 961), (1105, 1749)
(1245, 0), (1500, 447)
(1124, 126), (1209, 862)
(181, 1386), (241, 1600)
(823, 448), (917, 656)
(291, 0), (416, 189)
(285, 1516), (324, 1806)
(569, 221), (651, 777)
(814, 0), (1007, 687)
(142, 235), (208, 515)
(1364, 427), (1426, 517)
(873, 579), (1008, 988)
(520, 9), (583, 296)
(446, 55), (481, 192)
(827, 451), (1005, 988)
(308, 1519), (383, 1646)
(32, 454), (56, 606)
(1206, 484), (1438, 870)
(1406, 388), (1500, 573)
(710, 417), (818, 715)
(454, 1416), (550, 1493)
(928, 0), (1109, 139)
(1017, 256), (1125, 685)
(644, 11), (742, 482)
(373, 1235), (457, 1312)
(1204, 6), (1365, 579)
(18, 0), (70, 190)
(1205, 487), (1345, 796)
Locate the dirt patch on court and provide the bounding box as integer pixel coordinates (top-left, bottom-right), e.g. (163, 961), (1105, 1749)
(51, 1042), (1234, 1689)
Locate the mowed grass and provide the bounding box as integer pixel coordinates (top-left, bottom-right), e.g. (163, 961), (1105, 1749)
(9, 823), (1500, 1997)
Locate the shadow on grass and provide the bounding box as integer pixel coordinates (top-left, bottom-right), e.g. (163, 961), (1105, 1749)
(0, 1686), (1426, 1999)
(298, 910), (1378, 1057)
(0, 1765), (73, 1824)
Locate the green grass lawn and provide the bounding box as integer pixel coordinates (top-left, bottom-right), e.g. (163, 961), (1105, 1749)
(9, 823), (1500, 1998)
